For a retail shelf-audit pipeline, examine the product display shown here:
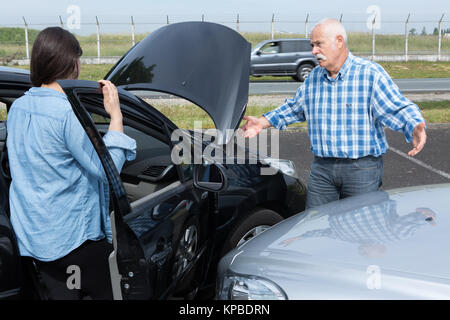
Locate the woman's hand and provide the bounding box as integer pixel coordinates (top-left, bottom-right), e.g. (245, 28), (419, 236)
(98, 80), (123, 133)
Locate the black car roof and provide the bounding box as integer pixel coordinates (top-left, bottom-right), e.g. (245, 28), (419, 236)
(0, 66), (31, 86)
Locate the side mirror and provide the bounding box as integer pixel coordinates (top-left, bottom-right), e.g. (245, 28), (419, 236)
(255, 50), (262, 56)
(193, 163), (228, 192)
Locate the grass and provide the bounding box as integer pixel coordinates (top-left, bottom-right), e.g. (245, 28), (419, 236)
(1, 28), (449, 60)
(417, 100), (450, 123)
(147, 100), (449, 129)
(1, 95), (448, 127)
(10, 60), (450, 81)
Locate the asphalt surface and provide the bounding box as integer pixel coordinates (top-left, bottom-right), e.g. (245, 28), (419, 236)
(249, 78), (450, 95)
(266, 125), (450, 190)
(132, 78), (450, 98)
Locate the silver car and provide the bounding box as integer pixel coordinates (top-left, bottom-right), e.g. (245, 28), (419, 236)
(217, 184), (450, 300)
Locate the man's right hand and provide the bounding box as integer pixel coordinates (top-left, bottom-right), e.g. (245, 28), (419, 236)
(239, 115), (271, 138)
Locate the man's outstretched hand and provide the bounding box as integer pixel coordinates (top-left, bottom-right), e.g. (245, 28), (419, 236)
(239, 115), (271, 138)
(408, 122), (426, 156)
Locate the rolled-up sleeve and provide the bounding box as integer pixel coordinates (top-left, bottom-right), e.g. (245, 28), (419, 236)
(263, 84), (306, 130)
(371, 67), (425, 143)
(103, 130), (137, 172)
(63, 110), (136, 181)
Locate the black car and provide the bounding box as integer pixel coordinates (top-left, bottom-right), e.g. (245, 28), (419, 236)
(250, 38), (318, 81)
(0, 22), (306, 300)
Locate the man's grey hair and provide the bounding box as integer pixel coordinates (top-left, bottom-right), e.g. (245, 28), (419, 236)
(312, 18), (348, 45)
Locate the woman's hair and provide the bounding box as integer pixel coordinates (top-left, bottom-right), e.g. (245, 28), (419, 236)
(30, 27), (83, 87)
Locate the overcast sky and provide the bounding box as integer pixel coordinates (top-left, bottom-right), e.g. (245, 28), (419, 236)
(1, 0), (449, 35)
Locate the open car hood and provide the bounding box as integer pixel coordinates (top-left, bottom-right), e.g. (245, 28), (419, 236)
(105, 21), (251, 140)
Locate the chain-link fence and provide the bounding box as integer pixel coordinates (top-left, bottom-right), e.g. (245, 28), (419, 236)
(1, 13), (450, 64)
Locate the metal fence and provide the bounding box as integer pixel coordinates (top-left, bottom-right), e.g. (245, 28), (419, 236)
(1, 13), (450, 64)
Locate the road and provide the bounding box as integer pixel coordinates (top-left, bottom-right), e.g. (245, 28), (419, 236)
(133, 78), (450, 98)
(249, 78), (450, 95)
(262, 125), (450, 190)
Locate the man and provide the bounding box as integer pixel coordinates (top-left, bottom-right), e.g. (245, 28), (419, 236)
(240, 18), (426, 209)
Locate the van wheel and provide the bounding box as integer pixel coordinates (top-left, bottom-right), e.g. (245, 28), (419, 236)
(294, 63), (314, 82)
(221, 208), (283, 255)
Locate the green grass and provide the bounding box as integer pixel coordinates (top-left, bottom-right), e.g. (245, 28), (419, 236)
(1, 95), (448, 127)
(1, 27), (449, 60)
(417, 100), (450, 123)
(148, 100), (450, 129)
(10, 60), (450, 81)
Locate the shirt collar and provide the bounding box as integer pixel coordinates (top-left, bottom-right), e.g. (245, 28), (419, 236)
(322, 51), (353, 81)
(26, 87), (68, 99)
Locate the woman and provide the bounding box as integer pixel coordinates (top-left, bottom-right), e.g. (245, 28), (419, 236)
(7, 27), (136, 299)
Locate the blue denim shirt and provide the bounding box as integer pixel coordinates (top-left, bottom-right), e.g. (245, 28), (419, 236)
(7, 87), (136, 261)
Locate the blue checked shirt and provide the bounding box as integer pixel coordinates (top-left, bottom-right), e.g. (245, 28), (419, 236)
(264, 52), (425, 158)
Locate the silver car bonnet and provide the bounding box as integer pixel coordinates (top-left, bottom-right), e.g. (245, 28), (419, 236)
(221, 184), (450, 298)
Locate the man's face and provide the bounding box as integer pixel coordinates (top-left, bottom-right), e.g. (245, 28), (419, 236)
(310, 26), (338, 70)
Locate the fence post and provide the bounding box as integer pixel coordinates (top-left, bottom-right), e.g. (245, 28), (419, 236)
(236, 14), (240, 33)
(131, 16), (135, 47)
(22, 16), (29, 61)
(95, 16), (101, 61)
(59, 15), (64, 28)
(166, 15), (169, 25)
(202, 14), (204, 22)
(438, 13), (444, 61)
(339, 14), (343, 23)
(372, 14), (376, 60)
(305, 14), (309, 38)
(405, 14), (410, 62)
(271, 14), (275, 40)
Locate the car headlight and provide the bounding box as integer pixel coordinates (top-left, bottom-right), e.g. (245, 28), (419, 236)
(217, 272), (287, 300)
(262, 158), (298, 179)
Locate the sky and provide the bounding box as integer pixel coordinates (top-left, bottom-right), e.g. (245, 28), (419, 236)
(1, 0), (449, 35)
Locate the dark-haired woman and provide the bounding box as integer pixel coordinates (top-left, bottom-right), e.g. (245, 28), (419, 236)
(7, 27), (136, 299)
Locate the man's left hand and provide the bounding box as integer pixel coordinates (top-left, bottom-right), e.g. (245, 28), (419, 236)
(408, 122), (426, 156)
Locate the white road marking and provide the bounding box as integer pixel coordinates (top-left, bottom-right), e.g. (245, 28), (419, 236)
(389, 146), (450, 180)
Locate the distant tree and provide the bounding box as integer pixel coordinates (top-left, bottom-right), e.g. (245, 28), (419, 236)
(421, 27), (427, 35)
(409, 28), (417, 35)
(433, 27), (439, 35)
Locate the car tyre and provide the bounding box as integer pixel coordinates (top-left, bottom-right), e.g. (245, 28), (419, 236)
(294, 63), (314, 82)
(171, 217), (200, 296)
(221, 208), (283, 256)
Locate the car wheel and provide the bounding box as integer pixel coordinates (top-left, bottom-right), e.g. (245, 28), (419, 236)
(221, 208), (283, 255)
(172, 218), (199, 280)
(295, 63), (314, 82)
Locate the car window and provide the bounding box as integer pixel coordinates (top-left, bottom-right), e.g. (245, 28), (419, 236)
(91, 113), (110, 124)
(141, 95), (214, 130)
(280, 41), (299, 53)
(281, 40), (312, 53)
(0, 101), (6, 122)
(260, 42), (280, 54)
(298, 40), (312, 52)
